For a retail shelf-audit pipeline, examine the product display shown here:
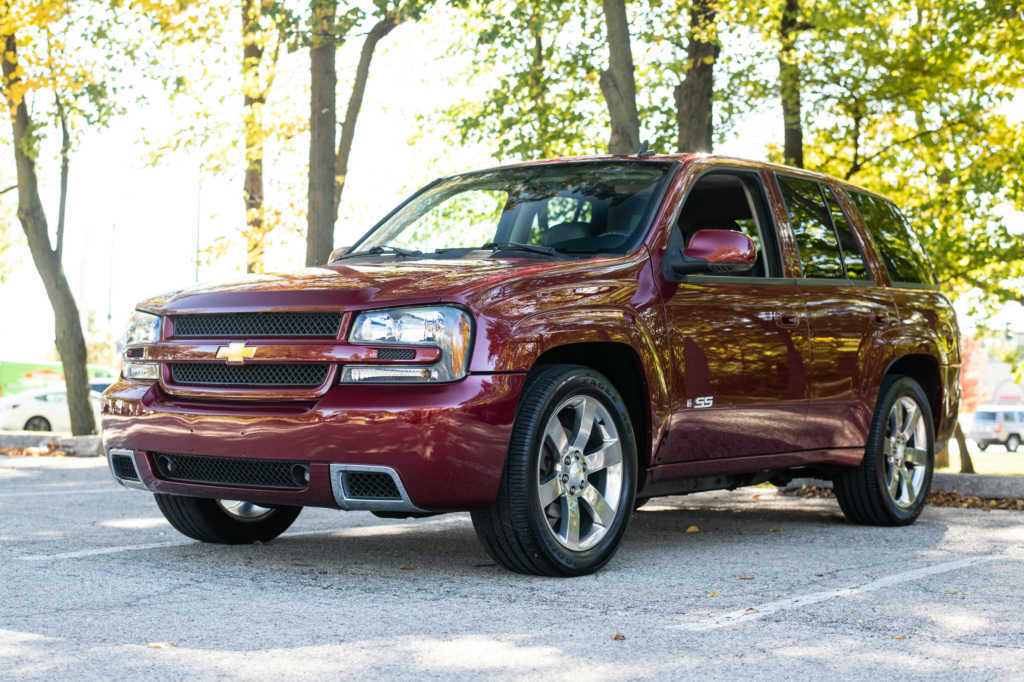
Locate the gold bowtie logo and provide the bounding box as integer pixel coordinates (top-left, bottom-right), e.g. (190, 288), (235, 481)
(216, 342), (257, 365)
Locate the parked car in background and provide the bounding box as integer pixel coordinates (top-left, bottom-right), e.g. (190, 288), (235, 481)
(102, 154), (960, 576)
(0, 389), (104, 432)
(968, 406), (1024, 452)
(90, 380), (114, 394)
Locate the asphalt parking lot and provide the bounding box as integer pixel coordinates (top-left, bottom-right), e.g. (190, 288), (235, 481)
(2, 455), (1022, 680)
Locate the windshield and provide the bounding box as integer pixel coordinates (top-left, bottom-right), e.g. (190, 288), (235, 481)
(348, 162), (674, 257)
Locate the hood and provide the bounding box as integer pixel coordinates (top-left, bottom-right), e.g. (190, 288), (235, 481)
(136, 258), (568, 314)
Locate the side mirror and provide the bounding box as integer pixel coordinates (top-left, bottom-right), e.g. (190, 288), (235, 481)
(666, 229), (756, 279)
(327, 246), (350, 264)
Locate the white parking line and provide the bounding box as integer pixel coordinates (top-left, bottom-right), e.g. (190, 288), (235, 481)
(0, 487), (116, 498)
(673, 554), (1004, 632)
(16, 516), (464, 561)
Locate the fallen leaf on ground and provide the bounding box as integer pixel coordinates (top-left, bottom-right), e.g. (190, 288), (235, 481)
(782, 485), (1024, 511)
(685, 525), (700, 533)
(751, 494), (761, 499)
(738, 576), (754, 580)
(892, 635), (905, 640)
(769, 528), (782, 532)
(400, 564), (414, 570)
(612, 634), (626, 641)
(148, 642), (172, 649)
(709, 590), (719, 597)
(745, 608), (759, 613)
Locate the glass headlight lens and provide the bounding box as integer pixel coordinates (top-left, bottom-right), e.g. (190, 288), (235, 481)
(345, 306), (473, 383)
(121, 310), (162, 348)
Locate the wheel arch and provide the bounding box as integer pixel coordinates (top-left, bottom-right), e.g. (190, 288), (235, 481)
(884, 354), (942, 431)
(531, 342), (652, 482)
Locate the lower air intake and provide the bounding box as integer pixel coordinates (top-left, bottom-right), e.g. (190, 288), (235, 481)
(152, 453), (309, 490)
(343, 471), (401, 499)
(111, 453), (139, 481)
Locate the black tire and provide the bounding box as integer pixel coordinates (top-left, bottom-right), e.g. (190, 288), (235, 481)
(977, 441), (988, 451)
(834, 375), (934, 526)
(24, 416), (51, 431)
(1006, 435), (1021, 453)
(154, 494), (301, 544)
(471, 364), (637, 577)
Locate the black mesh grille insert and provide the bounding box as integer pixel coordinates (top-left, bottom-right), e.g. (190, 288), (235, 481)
(173, 312), (342, 338)
(375, 347), (416, 360)
(344, 471), (401, 499)
(112, 453), (139, 481)
(153, 453), (309, 490)
(169, 363), (329, 387)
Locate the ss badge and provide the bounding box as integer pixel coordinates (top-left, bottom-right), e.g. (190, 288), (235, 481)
(686, 396), (714, 408)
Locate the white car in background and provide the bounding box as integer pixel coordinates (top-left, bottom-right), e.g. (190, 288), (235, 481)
(0, 388), (104, 433)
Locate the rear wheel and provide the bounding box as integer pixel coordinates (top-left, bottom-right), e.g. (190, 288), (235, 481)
(977, 441), (989, 451)
(471, 364), (637, 576)
(154, 493), (301, 544)
(1006, 435), (1021, 453)
(834, 376), (934, 526)
(23, 416), (51, 431)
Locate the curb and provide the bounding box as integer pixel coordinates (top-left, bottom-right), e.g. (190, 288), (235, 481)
(784, 473), (1024, 500)
(0, 432), (102, 457)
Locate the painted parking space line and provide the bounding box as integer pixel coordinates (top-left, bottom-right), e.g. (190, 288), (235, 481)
(0, 487), (117, 499)
(673, 554), (1005, 632)
(15, 516), (464, 561)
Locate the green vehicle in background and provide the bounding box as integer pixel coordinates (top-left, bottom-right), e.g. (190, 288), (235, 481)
(0, 361), (117, 398)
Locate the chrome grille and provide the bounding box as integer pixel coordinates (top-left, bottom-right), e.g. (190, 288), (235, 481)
(111, 453), (139, 481)
(153, 452), (309, 490)
(173, 312), (342, 338)
(169, 363), (329, 387)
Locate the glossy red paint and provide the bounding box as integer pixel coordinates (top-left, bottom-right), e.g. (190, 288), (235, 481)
(683, 229), (757, 266)
(103, 154), (961, 511)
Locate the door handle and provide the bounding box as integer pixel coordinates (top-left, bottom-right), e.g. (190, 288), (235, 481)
(775, 312), (799, 328)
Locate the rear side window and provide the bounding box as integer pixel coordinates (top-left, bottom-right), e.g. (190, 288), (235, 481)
(848, 192), (934, 284)
(975, 412), (995, 421)
(778, 176), (844, 279)
(823, 189), (870, 280)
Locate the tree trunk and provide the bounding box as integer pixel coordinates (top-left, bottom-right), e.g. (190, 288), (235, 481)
(55, 94), (70, 264)
(598, 0), (641, 155)
(333, 16), (398, 222)
(2, 33), (95, 435)
(779, 0), (803, 168)
(955, 423), (975, 474)
(674, 0), (718, 153)
(306, 1), (337, 267)
(242, 0), (266, 274)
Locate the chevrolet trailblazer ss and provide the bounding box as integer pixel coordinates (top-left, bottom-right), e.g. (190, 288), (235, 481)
(103, 155), (960, 576)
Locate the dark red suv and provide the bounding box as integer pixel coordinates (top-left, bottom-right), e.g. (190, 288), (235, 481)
(103, 155), (960, 576)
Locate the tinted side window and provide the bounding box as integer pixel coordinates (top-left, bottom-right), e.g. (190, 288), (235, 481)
(823, 189), (869, 280)
(778, 176), (844, 279)
(849, 192), (934, 284)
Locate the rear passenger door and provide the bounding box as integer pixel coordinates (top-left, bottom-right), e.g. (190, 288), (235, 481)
(774, 174), (898, 450)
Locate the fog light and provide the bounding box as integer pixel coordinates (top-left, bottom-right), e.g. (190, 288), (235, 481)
(341, 366), (439, 383)
(123, 363), (160, 381)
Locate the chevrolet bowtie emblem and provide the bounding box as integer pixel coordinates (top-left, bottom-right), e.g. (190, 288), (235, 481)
(216, 342), (257, 365)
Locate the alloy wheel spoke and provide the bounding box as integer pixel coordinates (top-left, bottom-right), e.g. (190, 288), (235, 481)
(901, 402), (920, 440)
(905, 447), (928, 467)
(571, 398), (597, 452)
(900, 467), (917, 503)
(545, 420), (569, 454)
(580, 485), (616, 527)
(888, 468), (901, 498)
(538, 476), (563, 507)
(562, 495), (581, 547)
(584, 437), (620, 472)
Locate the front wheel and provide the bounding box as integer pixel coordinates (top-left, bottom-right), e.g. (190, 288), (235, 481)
(471, 364), (637, 576)
(154, 494), (301, 544)
(1006, 435), (1021, 453)
(834, 376), (934, 526)
(24, 416), (51, 431)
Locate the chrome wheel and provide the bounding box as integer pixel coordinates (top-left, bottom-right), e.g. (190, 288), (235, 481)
(216, 499), (275, 521)
(882, 396), (929, 510)
(536, 394), (624, 552)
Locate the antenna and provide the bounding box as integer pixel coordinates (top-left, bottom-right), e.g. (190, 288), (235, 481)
(637, 140), (655, 158)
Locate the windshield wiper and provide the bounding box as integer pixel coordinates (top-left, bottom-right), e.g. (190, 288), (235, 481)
(482, 241), (561, 257)
(339, 245), (423, 259)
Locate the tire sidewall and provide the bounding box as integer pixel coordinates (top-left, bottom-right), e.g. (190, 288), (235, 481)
(518, 369), (637, 574)
(870, 377), (935, 523)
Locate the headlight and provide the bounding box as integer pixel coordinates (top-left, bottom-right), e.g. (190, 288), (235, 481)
(344, 306), (473, 383)
(120, 310), (162, 382)
(120, 310), (162, 348)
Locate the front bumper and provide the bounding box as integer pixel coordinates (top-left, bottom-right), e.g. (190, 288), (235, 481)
(101, 373), (525, 511)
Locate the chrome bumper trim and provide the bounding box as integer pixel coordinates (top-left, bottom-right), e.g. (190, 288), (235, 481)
(329, 463), (426, 513)
(107, 448), (149, 491)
